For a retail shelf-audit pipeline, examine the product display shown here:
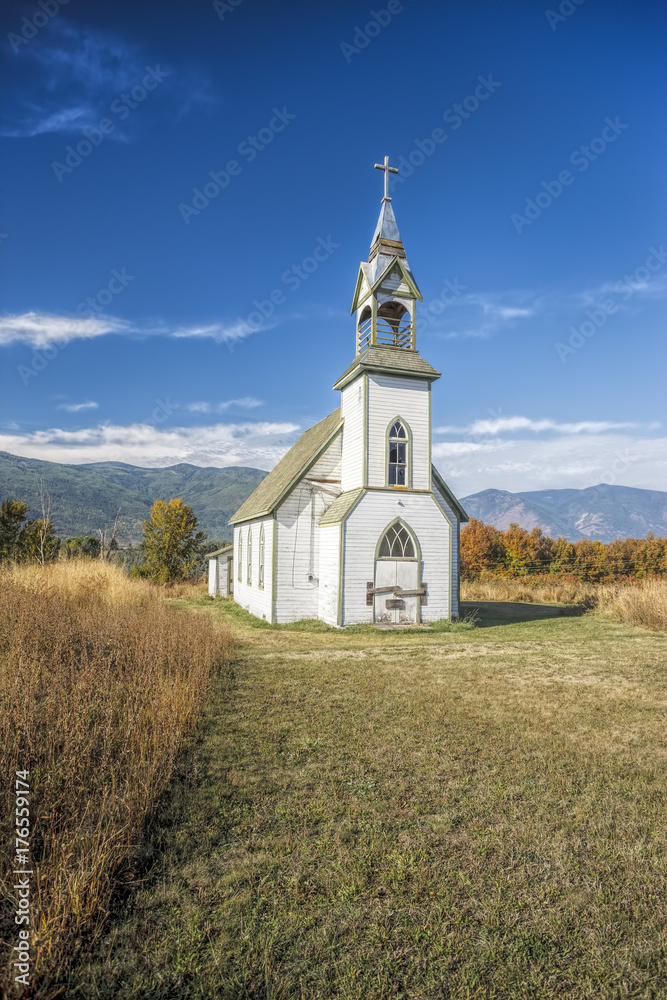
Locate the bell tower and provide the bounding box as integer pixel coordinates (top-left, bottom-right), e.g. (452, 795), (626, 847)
(333, 157), (441, 494)
(350, 156), (423, 354)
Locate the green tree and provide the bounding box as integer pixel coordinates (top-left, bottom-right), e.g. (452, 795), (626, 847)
(19, 518), (60, 565)
(61, 536), (102, 559)
(141, 498), (206, 584)
(0, 499), (29, 561)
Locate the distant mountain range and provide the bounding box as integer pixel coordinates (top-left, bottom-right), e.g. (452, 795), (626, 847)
(0, 451), (266, 544)
(460, 485), (667, 543)
(1, 451), (664, 544)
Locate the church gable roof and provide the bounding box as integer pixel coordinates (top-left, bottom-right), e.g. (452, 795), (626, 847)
(350, 256), (421, 314)
(229, 410), (343, 524)
(432, 465), (469, 522)
(318, 488), (365, 526)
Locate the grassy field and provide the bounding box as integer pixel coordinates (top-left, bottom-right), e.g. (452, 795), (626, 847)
(0, 562), (232, 998)
(72, 594), (667, 999)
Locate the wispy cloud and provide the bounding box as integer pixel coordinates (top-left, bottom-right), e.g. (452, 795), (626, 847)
(170, 320), (264, 343)
(2, 20), (215, 139)
(186, 398), (262, 413)
(577, 270), (667, 307)
(0, 311), (262, 348)
(428, 291), (538, 340)
(424, 265), (667, 341)
(0, 312), (127, 348)
(434, 416), (652, 436)
(58, 401), (98, 413)
(0, 421), (300, 470)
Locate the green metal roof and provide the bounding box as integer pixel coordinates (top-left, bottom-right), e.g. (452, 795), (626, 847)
(432, 465), (469, 522)
(333, 346), (441, 391)
(229, 410), (343, 524)
(318, 488), (365, 526)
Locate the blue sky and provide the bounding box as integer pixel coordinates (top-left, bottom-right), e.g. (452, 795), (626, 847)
(1, 0), (665, 496)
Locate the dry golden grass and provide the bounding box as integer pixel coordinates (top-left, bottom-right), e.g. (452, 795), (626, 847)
(594, 577), (667, 631)
(462, 575), (667, 631)
(0, 560), (232, 998)
(461, 575), (599, 606)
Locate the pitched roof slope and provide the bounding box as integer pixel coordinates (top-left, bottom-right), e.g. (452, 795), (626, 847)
(333, 346), (440, 390)
(432, 465), (469, 522)
(229, 410), (343, 524)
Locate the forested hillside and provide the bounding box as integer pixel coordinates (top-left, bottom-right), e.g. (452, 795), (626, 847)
(0, 451), (266, 543)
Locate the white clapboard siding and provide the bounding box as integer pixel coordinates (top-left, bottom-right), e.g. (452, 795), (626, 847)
(317, 525), (341, 626)
(366, 375), (430, 490)
(208, 558), (218, 597)
(340, 377), (365, 490)
(341, 491), (452, 625)
(274, 440), (342, 624)
(209, 555), (230, 597)
(233, 517), (274, 621)
(433, 484), (460, 615)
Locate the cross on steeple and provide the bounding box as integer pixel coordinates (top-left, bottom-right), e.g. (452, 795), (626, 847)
(374, 155), (399, 202)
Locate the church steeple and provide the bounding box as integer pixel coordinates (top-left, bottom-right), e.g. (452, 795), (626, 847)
(350, 156), (422, 355)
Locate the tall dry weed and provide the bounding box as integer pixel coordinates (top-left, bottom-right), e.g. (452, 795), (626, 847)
(593, 578), (667, 631)
(461, 575), (667, 631)
(0, 560), (232, 997)
(461, 575), (599, 607)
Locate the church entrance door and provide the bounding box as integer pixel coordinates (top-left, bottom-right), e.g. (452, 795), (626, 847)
(373, 521), (420, 625)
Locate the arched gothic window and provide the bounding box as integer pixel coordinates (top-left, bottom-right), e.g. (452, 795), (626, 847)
(237, 531), (242, 582)
(388, 420), (408, 486)
(247, 527), (252, 585)
(258, 525), (265, 588)
(378, 521), (416, 559)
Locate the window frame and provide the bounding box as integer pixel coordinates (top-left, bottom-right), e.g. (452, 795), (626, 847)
(247, 527), (252, 586)
(375, 518), (420, 562)
(258, 524), (265, 589)
(237, 530), (242, 582)
(386, 417), (411, 489)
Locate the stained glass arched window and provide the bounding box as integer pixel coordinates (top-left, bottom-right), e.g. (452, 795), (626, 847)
(388, 420), (408, 486)
(247, 527), (252, 585)
(378, 522), (416, 559)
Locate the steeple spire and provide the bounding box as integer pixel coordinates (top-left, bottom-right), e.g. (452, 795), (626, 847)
(348, 158), (423, 355)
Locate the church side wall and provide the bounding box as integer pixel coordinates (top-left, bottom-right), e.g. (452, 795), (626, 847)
(340, 377), (365, 490)
(432, 485), (460, 616)
(366, 376), (431, 490)
(341, 491), (452, 625)
(317, 525), (340, 626)
(274, 440), (342, 624)
(233, 517), (274, 622)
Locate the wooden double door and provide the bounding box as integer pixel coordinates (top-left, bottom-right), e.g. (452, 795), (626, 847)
(373, 558), (419, 624)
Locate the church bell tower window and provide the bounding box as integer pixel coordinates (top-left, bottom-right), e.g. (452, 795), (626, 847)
(388, 420), (409, 487)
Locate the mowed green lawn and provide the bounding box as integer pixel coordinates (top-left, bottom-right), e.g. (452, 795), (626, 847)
(75, 600), (667, 999)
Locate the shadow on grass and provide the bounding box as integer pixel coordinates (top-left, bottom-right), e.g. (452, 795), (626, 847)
(460, 600), (587, 628)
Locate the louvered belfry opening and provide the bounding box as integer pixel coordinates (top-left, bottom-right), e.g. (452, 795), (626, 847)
(377, 300), (412, 348)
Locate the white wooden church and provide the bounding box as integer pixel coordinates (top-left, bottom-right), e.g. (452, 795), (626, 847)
(208, 158), (468, 626)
